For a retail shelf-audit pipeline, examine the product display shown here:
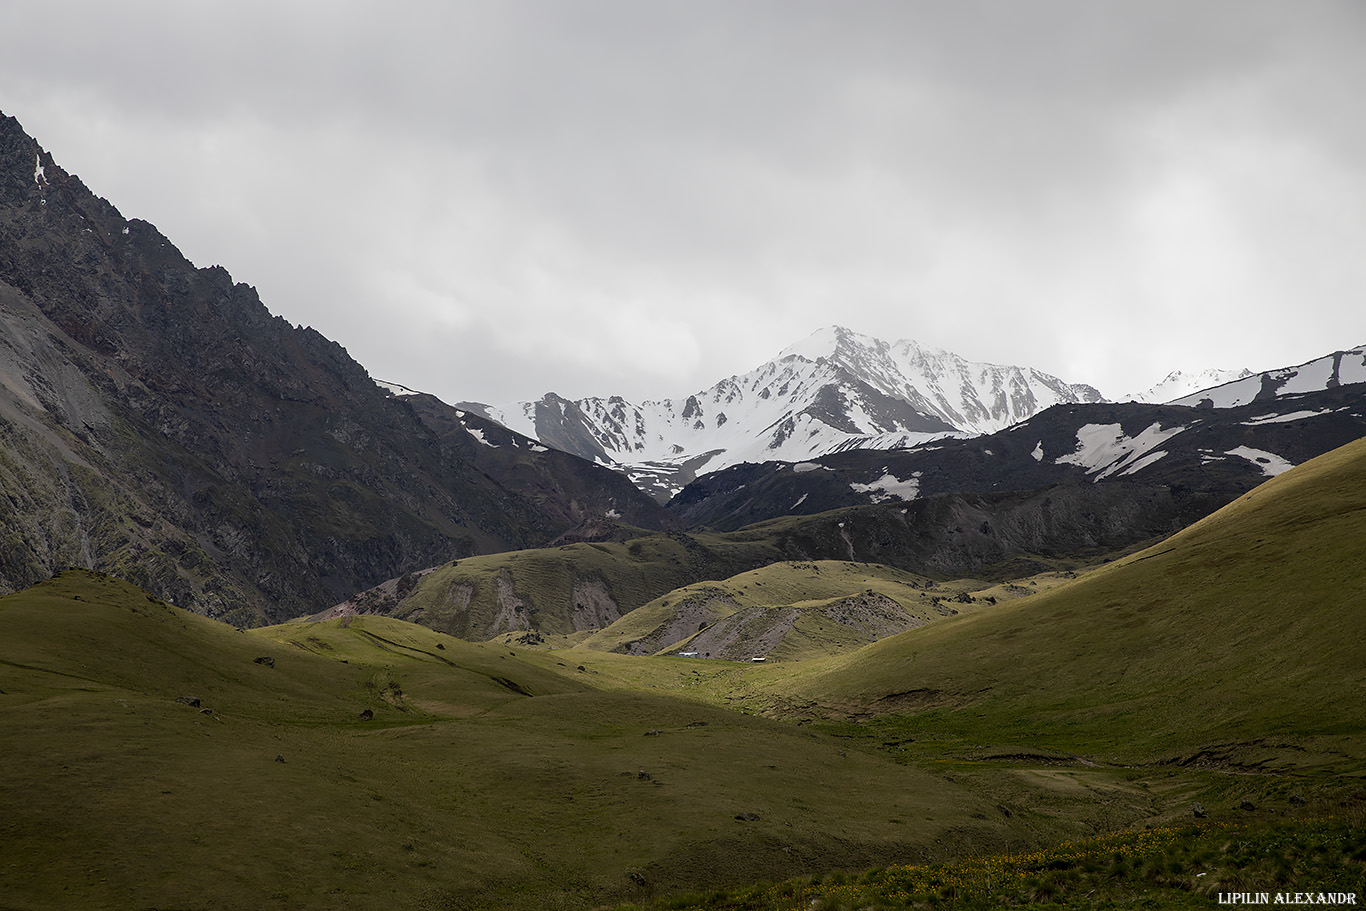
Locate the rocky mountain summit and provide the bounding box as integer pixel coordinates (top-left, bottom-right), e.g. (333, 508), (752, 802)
(0, 112), (668, 624)
(473, 325), (1104, 500)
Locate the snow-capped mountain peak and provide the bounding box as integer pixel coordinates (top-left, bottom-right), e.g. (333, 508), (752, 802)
(476, 326), (1105, 501)
(1123, 368), (1254, 404)
(778, 325), (1103, 436)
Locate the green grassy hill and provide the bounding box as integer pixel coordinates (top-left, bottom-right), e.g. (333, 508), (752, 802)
(740, 435), (1366, 771)
(5, 438), (1365, 910)
(577, 560), (1021, 661)
(0, 570), (1041, 911)
(359, 529), (790, 640)
(345, 499), (1135, 645)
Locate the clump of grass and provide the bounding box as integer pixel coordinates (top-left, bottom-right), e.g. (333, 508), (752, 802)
(619, 817), (1366, 911)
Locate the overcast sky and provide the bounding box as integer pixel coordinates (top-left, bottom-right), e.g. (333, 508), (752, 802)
(3, 1), (1363, 404)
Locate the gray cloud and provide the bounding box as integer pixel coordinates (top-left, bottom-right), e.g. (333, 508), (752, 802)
(3, 1), (1363, 404)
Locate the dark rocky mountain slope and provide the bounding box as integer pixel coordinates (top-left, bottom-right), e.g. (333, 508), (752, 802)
(669, 385), (1366, 532)
(0, 112), (669, 625)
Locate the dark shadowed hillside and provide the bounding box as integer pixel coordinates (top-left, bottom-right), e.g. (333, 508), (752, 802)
(0, 112), (669, 624)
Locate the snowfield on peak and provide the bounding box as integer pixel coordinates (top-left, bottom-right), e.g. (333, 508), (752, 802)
(1123, 367), (1253, 404)
(477, 326), (1104, 500)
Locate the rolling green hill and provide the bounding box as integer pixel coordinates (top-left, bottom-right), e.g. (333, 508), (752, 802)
(5, 437), (1365, 910)
(349, 529), (791, 640)
(572, 560), (1067, 661)
(0, 570), (1042, 911)
(737, 435), (1366, 771)
(577, 560), (936, 659)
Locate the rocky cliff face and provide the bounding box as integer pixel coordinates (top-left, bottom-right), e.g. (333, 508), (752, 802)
(0, 112), (669, 624)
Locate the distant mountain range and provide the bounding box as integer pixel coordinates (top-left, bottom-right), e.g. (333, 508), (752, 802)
(334, 377), (1366, 642)
(468, 329), (1365, 503)
(668, 382), (1366, 532)
(467, 325), (1105, 500)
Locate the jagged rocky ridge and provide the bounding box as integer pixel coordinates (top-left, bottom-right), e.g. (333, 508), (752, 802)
(0, 112), (670, 625)
(471, 325), (1104, 501)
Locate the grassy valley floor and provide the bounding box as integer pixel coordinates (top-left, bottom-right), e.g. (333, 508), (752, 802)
(5, 438), (1366, 909)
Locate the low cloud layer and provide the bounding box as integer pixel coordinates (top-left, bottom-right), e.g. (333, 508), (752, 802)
(3, 1), (1363, 404)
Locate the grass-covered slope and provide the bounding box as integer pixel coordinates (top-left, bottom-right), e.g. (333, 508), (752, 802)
(578, 560), (933, 659)
(8, 439), (1364, 910)
(747, 436), (1366, 769)
(354, 530), (791, 640)
(620, 818), (1366, 911)
(576, 560), (1023, 661)
(2, 570), (1047, 911)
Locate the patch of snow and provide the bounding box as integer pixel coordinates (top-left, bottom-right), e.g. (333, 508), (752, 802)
(34, 154), (47, 186)
(821, 430), (963, 457)
(793, 462), (825, 473)
(529, 444), (549, 452)
(1242, 409), (1331, 426)
(850, 472), (921, 503)
(467, 427), (497, 447)
(1055, 422), (1186, 481)
(1119, 450), (1169, 476)
(792, 493), (809, 508)
(1224, 446), (1294, 477)
(375, 379), (420, 396)
(605, 508), (621, 519)
(1031, 441), (1044, 462)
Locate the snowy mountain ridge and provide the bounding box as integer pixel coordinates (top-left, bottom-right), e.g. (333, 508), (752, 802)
(1123, 367), (1254, 404)
(1170, 345), (1366, 408)
(471, 326), (1104, 500)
